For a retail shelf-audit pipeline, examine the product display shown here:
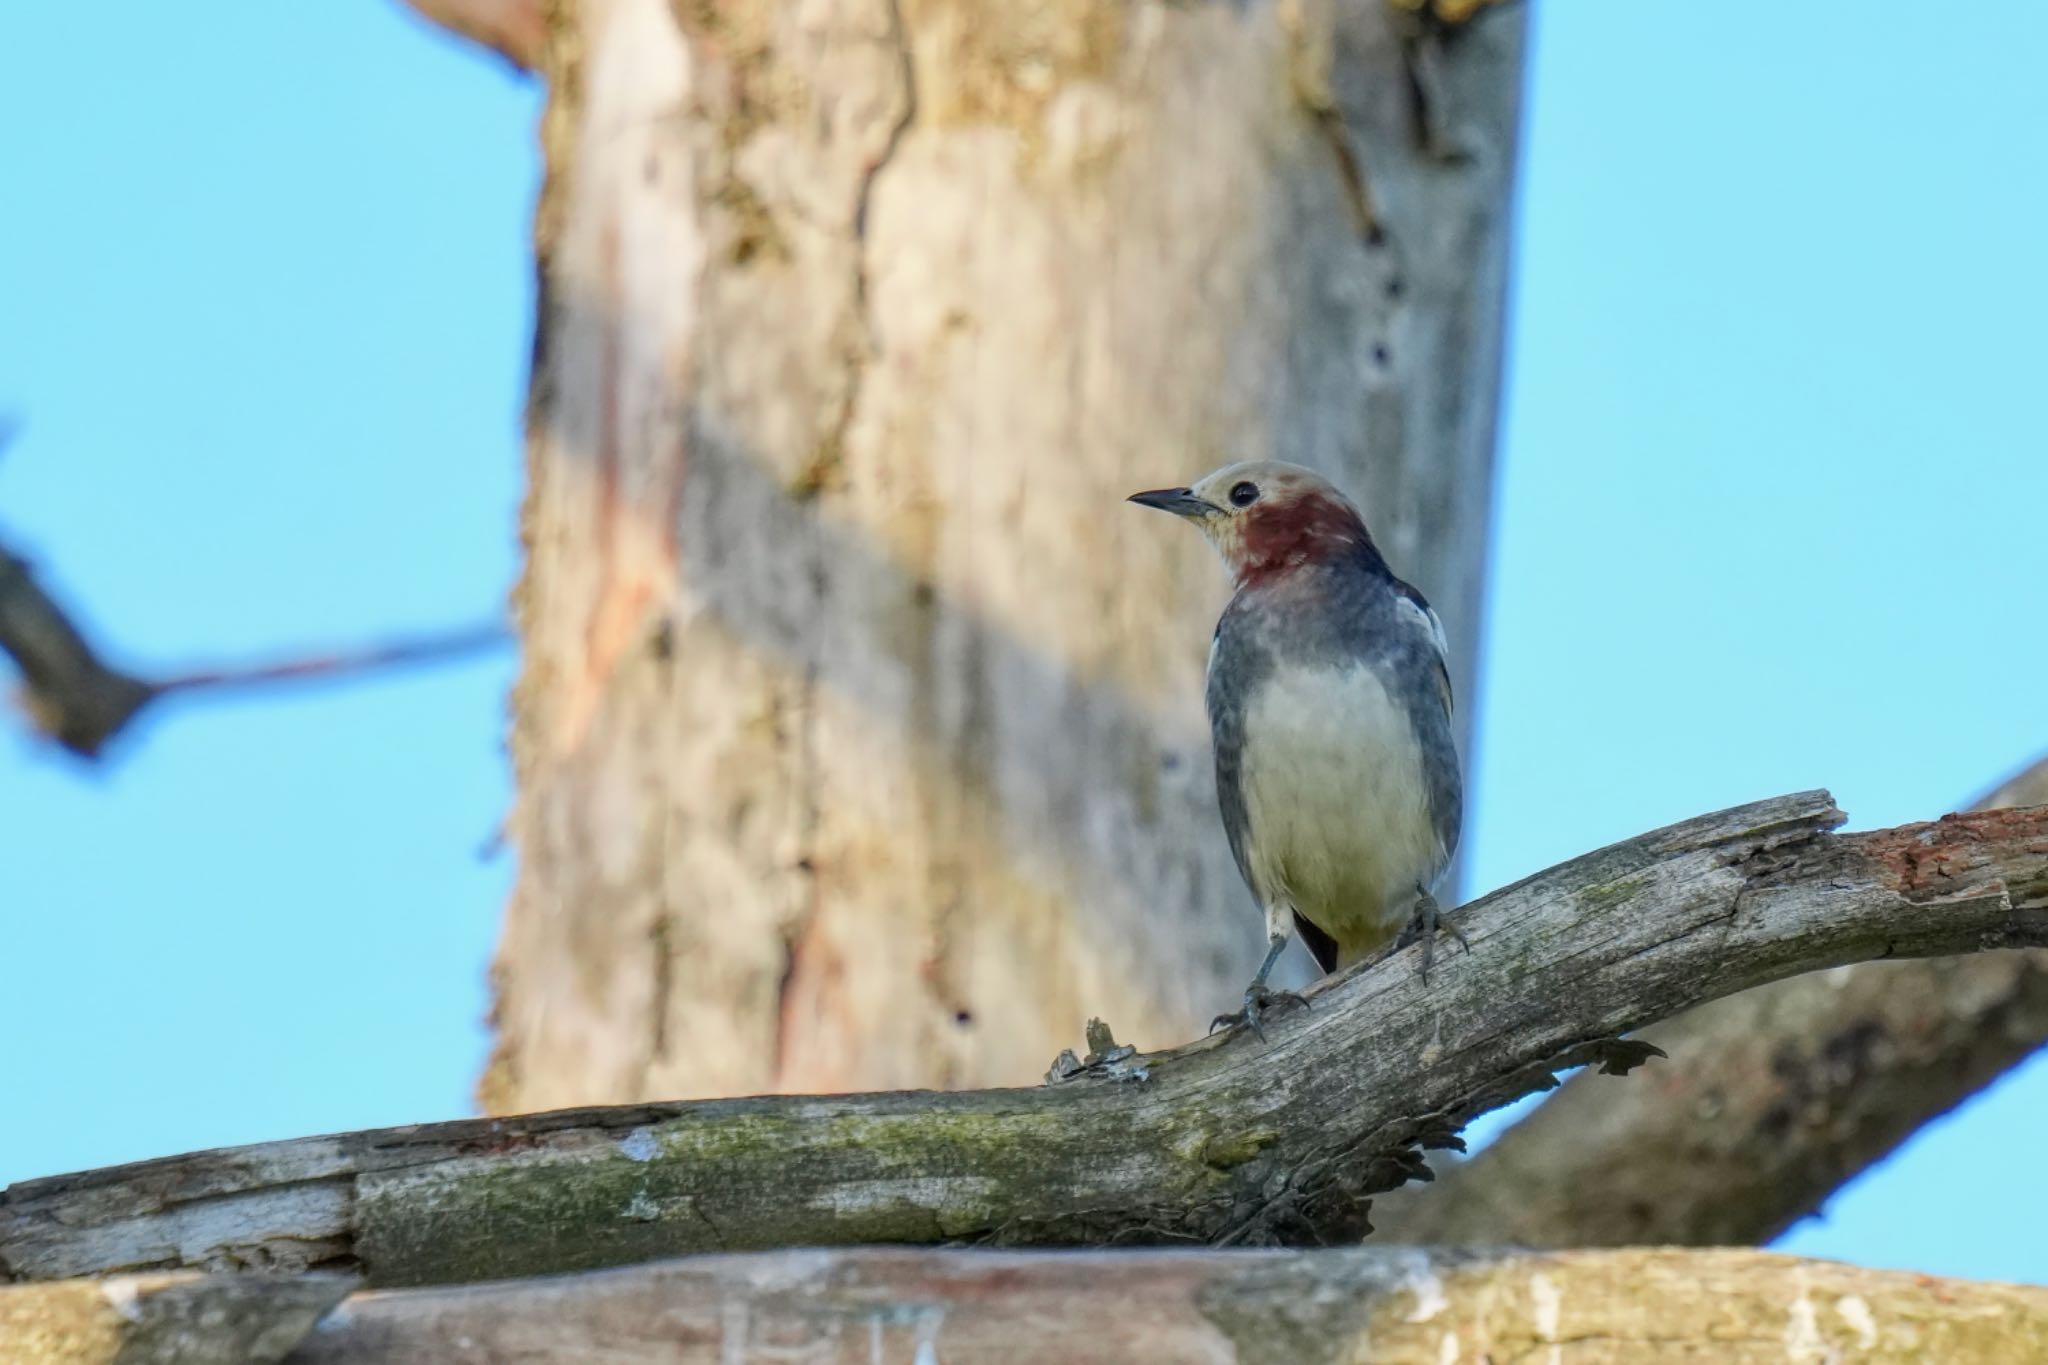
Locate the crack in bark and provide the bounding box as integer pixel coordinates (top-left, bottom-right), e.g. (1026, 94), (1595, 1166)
(1395, 9), (1474, 163)
(1306, 102), (1384, 247)
(794, 0), (919, 501)
(773, 650), (826, 1083)
(647, 913), (675, 1064)
(854, 0), (917, 248)
(772, 1), (921, 1075)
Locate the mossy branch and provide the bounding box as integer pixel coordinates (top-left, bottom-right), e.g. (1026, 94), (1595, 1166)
(4, 792), (2045, 1289)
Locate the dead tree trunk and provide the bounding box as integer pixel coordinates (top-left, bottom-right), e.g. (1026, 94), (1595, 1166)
(485, 0), (1525, 1110)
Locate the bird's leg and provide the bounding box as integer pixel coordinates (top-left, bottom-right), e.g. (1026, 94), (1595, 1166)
(1397, 885), (1469, 983)
(1209, 933), (1309, 1039)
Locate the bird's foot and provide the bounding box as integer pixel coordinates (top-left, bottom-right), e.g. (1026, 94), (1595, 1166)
(1210, 983), (1309, 1040)
(1045, 1018), (1150, 1085)
(1396, 890), (1469, 984)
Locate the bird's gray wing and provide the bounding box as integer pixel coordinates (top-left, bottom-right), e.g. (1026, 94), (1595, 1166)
(1389, 579), (1463, 872)
(1205, 602), (1267, 906)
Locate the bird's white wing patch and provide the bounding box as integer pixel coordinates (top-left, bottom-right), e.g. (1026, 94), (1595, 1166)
(1395, 591), (1449, 664)
(1394, 590), (1453, 717)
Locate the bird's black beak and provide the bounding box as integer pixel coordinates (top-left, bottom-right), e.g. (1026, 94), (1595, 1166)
(1126, 487), (1216, 519)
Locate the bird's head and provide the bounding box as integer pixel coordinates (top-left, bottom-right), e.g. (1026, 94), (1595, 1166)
(1127, 460), (1380, 589)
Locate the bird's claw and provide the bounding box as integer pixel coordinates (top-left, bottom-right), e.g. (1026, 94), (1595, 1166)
(1210, 984), (1309, 1040)
(1398, 890), (1468, 983)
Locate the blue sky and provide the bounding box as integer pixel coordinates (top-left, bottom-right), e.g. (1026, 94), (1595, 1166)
(3, 3), (2043, 1284)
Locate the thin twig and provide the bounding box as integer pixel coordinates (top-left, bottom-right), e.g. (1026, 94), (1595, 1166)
(153, 624), (510, 699)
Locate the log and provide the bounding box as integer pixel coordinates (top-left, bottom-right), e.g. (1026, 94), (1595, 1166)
(1368, 756), (2048, 1247)
(4, 793), (2044, 1290)
(0, 1272), (351, 1365)
(286, 1247), (2048, 1363)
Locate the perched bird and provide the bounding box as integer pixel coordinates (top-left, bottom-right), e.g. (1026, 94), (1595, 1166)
(1129, 461), (1463, 1032)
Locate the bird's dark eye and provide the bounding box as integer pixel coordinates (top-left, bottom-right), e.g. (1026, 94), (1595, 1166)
(1229, 481), (1259, 508)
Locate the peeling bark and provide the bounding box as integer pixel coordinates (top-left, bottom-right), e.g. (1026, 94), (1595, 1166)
(9, 794), (2045, 1290)
(490, 0), (1526, 1109)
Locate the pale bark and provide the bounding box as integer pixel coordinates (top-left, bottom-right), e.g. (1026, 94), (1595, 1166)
(489, 0), (1525, 1110)
(9, 794), (2045, 1290)
(0, 1272), (350, 1365)
(286, 1247), (2048, 1364)
(1368, 755), (2048, 1248)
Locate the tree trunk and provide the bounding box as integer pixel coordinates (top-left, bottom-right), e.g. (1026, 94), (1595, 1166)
(485, 0), (1524, 1111)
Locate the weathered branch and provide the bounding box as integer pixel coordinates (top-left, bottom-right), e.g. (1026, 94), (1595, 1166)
(393, 0), (543, 71)
(5, 793), (2044, 1289)
(1368, 756), (2048, 1248)
(282, 1246), (2048, 1363)
(0, 1271), (351, 1365)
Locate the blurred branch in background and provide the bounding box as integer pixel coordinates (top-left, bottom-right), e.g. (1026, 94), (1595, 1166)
(0, 535), (507, 759)
(0, 505), (508, 759)
(288, 1247), (2047, 1362)
(9, 1248), (2045, 1362)
(393, 0), (543, 71)
(0, 542), (155, 757)
(0, 1271), (350, 1365)
(1369, 754), (2048, 1248)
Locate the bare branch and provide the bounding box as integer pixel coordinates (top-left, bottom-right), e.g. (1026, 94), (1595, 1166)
(0, 531), (506, 759)
(393, 0), (545, 72)
(151, 625), (510, 700)
(5, 793), (2044, 1289)
(1367, 755), (2048, 1248)
(284, 1246), (2048, 1363)
(0, 544), (156, 757)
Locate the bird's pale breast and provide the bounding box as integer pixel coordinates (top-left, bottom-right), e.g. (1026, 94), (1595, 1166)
(1237, 657), (1444, 963)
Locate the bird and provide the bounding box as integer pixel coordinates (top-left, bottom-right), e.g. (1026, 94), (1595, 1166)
(1129, 460), (1463, 1034)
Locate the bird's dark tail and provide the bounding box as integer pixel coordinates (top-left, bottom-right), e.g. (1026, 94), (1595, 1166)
(1291, 911), (1340, 976)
